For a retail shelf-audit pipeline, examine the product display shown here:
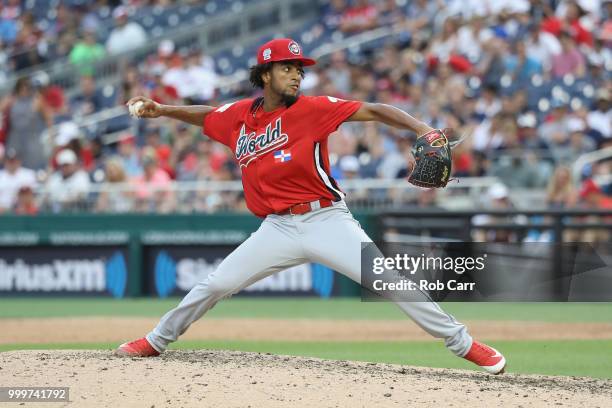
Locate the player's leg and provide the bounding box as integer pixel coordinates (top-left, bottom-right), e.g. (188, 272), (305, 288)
(139, 216), (307, 353)
(298, 202), (505, 373)
(297, 202), (471, 354)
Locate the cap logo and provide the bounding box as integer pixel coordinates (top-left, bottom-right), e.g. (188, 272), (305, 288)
(288, 41), (301, 56)
(263, 48), (272, 61)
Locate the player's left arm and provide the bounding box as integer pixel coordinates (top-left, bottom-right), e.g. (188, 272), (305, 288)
(347, 102), (433, 137)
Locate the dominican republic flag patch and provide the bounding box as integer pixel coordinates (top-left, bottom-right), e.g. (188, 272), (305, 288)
(274, 150), (292, 163)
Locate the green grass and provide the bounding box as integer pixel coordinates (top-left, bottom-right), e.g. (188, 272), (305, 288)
(2, 298), (610, 379)
(2, 340), (611, 379)
(1, 298), (612, 322)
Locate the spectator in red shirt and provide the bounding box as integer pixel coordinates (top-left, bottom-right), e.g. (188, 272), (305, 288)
(132, 147), (175, 213)
(541, 2), (593, 47)
(575, 178), (612, 242)
(580, 178), (612, 209)
(146, 39), (181, 92)
(13, 185), (38, 215)
(32, 71), (67, 116)
(144, 127), (174, 178)
(564, 1), (594, 47)
(451, 138), (473, 177)
(340, 0), (379, 34)
(148, 65), (180, 105)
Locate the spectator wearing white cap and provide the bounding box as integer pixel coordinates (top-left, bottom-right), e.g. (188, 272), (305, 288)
(184, 49), (218, 103)
(158, 39), (175, 59)
(161, 52), (190, 99)
(149, 64), (180, 105)
(0, 148), (37, 212)
(105, 6), (147, 55)
(338, 155), (360, 179)
(148, 39), (176, 76)
(43, 149), (91, 213)
(54, 121), (80, 147)
(517, 112), (548, 151)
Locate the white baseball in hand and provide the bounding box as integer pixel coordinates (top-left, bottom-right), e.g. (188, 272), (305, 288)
(130, 101), (145, 117)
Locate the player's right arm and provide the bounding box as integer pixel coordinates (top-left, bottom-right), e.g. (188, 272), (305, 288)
(126, 96), (215, 127)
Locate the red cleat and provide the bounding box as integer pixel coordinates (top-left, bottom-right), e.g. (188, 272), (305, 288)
(115, 337), (161, 357)
(463, 340), (506, 374)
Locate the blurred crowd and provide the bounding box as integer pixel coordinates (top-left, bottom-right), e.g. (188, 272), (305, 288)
(0, 0), (610, 219)
(0, 0), (191, 79)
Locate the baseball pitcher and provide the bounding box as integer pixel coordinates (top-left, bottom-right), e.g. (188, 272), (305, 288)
(116, 38), (506, 375)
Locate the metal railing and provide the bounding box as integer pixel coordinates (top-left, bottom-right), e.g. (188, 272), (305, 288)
(380, 209), (612, 240)
(311, 24), (400, 59)
(572, 146), (612, 184)
(378, 209), (612, 300)
(40, 106), (132, 154)
(21, 177), (503, 215)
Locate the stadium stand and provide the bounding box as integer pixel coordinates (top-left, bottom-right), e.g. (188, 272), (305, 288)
(0, 0), (610, 216)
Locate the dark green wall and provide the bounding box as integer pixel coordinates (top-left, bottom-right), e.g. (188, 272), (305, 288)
(0, 212), (378, 296)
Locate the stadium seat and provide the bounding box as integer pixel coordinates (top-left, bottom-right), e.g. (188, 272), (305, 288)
(579, 82), (596, 100)
(167, 14), (180, 28)
(142, 16), (155, 29)
(205, 1), (219, 15)
(232, 46), (245, 58)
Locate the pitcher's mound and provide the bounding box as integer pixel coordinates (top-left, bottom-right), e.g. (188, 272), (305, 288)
(1, 350), (611, 407)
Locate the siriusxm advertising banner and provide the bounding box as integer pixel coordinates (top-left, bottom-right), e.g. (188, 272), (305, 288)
(144, 246), (338, 298)
(0, 247), (129, 298)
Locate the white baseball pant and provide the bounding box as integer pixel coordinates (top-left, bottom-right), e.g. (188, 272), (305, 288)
(147, 201), (472, 356)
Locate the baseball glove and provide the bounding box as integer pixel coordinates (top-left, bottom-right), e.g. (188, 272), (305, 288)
(407, 129), (452, 188)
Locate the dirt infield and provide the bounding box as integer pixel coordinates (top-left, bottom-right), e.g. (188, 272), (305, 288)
(1, 350), (611, 407)
(2, 317), (612, 344)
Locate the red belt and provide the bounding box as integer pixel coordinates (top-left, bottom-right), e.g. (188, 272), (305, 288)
(278, 199), (334, 215)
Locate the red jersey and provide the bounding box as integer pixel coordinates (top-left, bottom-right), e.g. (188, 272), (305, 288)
(203, 95), (362, 217)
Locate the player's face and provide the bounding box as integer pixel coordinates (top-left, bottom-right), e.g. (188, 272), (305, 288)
(269, 62), (304, 98)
